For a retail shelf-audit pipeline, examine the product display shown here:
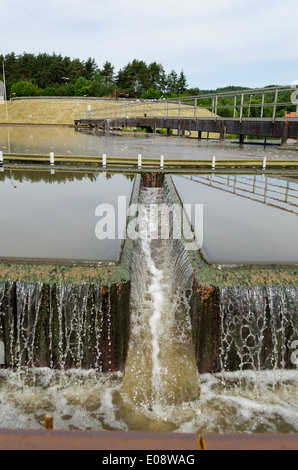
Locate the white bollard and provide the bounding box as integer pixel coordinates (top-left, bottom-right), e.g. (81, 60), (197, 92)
(138, 154), (142, 169)
(262, 157), (267, 170)
(102, 154), (107, 168)
(160, 155), (164, 169)
(50, 152), (55, 165)
(0, 151), (3, 166)
(212, 156), (216, 169)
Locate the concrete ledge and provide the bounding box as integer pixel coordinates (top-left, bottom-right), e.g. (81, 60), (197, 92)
(2, 153), (298, 169)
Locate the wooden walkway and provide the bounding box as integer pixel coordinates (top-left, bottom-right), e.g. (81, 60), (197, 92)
(74, 116), (298, 146)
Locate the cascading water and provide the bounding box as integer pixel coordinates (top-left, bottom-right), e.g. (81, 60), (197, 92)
(122, 182), (200, 412)
(0, 281), (113, 371)
(219, 286), (298, 372)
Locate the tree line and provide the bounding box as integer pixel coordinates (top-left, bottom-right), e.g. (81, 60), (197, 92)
(0, 52), (188, 99)
(1, 53), (294, 118)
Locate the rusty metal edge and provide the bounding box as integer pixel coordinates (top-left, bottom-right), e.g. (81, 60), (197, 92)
(202, 433), (298, 450)
(0, 429), (200, 451)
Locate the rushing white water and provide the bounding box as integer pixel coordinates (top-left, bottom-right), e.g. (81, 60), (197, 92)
(122, 184), (200, 412)
(0, 367), (297, 434)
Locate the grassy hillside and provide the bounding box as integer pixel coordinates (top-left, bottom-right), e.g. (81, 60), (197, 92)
(0, 98), (214, 126)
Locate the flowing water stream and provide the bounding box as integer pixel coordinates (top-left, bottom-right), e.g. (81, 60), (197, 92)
(121, 184), (200, 412)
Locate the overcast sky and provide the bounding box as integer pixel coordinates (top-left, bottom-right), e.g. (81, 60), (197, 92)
(1, 0), (298, 90)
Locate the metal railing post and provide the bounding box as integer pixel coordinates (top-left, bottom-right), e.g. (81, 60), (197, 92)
(233, 95), (237, 118)
(261, 93), (265, 118)
(215, 95), (218, 119)
(240, 92), (244, 121)
(272, 88), (278, 122)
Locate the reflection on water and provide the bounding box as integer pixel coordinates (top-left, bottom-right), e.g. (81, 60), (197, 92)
(172, 173), (298, 264)
(1, 124), (298, 161)
(0, 169), (134, 262)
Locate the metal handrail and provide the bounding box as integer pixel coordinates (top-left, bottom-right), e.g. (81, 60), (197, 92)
(78, 85), (298, 122)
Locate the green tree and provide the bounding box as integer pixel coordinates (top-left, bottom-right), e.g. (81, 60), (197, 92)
(11, 80), (41, 97)
(166, 70), (178, 94)
(17, 53), (36, 81)
(177, 70), (187, 95)
(147, 62), (166, 93)
(74, 76), (92, 95)
(67, 58), (85, 83)
(76, 85), (93, 96)
(84, 57), (97, 80)
(101, 61), (115, 86)
(140, 88), (161, 99)
(116, 59), (149, 97)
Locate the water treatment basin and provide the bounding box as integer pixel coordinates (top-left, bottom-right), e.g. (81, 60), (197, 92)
(172, 173), (298, 265)
(0, 168), (134, 263)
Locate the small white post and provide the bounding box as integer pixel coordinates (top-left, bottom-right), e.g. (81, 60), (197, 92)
(0, 151), (3, 166)
(212, 156), (216, 169)
(138, 154), (142, 169)
(262, 157), (267, 170)
(102, 154), (107, 168)
(50, 152), (55, 165)
(160, 155), (164, 169)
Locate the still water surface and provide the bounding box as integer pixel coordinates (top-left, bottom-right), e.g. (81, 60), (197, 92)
(1, 124), (298, 160)
(0, 169), (134, 262)
(172, 173), (298, 264)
